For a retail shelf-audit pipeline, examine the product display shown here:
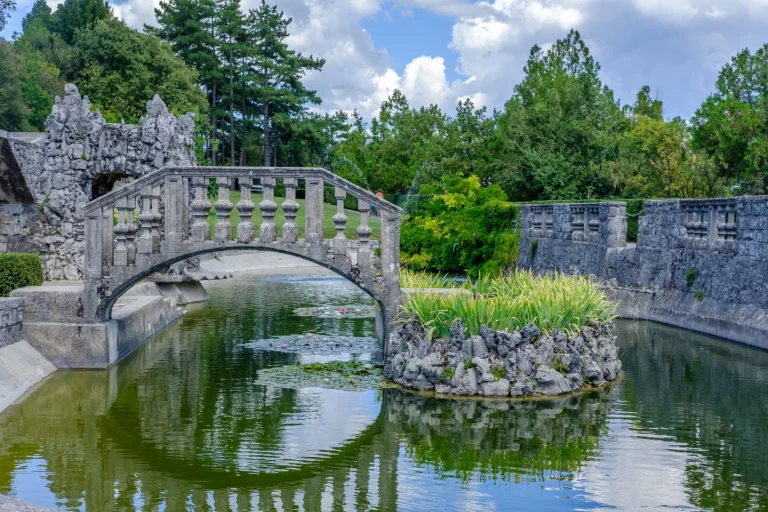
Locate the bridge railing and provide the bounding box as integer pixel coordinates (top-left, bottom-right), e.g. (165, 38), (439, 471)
(82, 167), (403, 320)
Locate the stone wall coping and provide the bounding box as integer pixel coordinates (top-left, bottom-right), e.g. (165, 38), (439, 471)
(83, 165), (404, 216)
(0, 297), (23, 309)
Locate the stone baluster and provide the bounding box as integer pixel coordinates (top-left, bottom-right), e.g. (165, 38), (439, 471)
(333, 186), (348, 258)
(214, 177), (234, 242)
(137, 186), (155, 270)
(150, 184), (162, 253)
(259, 178), (278, 243)
(190, 177), (211, 242)
(163, 175), (184, 256)
(357, 199), (373, 282)
(281, 178), (299, 242)
(102, 205), (113, 269)
(237, 177), (255, 243)
(84, 211), (104, 322)
(125, 194), (138, 265)
(113, 197), (130, 267)
(304, 178), (324, 245)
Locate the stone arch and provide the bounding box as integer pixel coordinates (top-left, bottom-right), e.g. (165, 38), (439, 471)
(99, 245), (394, 344)
(90, 171), (133, 200)
(0, 135), (35, 203)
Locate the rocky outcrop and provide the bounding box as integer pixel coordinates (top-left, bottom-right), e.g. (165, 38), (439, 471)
(384, 319), (621, 398)
(2, 84), (196, 280)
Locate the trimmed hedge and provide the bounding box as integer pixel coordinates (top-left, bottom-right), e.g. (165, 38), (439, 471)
(0, 253), (44, 297)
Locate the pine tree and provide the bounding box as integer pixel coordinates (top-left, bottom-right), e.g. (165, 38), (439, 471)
(150, 0), (221, 164)
(249, 1), (324, 166)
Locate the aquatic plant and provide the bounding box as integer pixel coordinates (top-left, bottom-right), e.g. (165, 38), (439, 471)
(399, 268), (458, 289)
(401, 270), (616, 338)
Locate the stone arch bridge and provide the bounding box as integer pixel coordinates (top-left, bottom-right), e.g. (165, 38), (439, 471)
(82, 166), (402, 344)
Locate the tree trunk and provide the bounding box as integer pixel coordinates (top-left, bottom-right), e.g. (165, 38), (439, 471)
(211, 82), (218, 166)
(229, 79), (235, 166)
(263, 102), (270, 167)
(240, 98), (247, 166)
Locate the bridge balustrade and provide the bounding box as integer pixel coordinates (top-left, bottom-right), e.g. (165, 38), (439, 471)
(82, 167), (402, 341)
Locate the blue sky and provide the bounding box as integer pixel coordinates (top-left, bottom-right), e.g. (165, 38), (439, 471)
(4, 0), (768, 121)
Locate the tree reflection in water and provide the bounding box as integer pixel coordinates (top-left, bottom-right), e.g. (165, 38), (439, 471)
(0, 274), (767, 511)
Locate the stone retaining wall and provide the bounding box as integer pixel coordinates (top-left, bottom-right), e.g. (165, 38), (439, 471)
(0, 298), (23, 348)
(519, 197), (768, 349)
(0, 84), (196, 280)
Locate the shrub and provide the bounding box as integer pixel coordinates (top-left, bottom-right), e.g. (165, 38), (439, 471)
(685, 267), (699, 290)
(0, 253), (44, 297)
(401, 270), (616, 339)
(694, 290), (705, 301)
(491, 365), (506, 381)
(401, 176), (520, 278)
(440, 367), (455, 382)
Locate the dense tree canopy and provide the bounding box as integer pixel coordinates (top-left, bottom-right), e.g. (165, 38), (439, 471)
(0, 0), (762, 206)
(692, 45), (768, 194)
(75, 18), (207, 122)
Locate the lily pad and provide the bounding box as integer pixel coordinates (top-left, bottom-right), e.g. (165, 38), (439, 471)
(242, 334), (381, 356)
(293, 305), (376, 319)
(257, 361), (386, 391)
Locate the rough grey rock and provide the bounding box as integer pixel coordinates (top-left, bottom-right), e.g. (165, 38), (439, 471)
(520, 323), (540, 343)
(479, 324), (496, 352)
(480, 379), (510, 397)
(451, 363), (478, 396)
(470, 335), (489, 359)
(473, 357), (493, 383)
(450, 319), (465, 345)
(3, 83), (196, 281)
(509, 377), (535, 397)
(385, 320), (620, 398)
(536, 367), (574, 396)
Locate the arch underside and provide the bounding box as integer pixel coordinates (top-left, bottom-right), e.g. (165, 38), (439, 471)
(99, 242), (393, 343)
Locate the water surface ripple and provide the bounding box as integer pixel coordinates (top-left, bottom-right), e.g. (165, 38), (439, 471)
(1, 271), (767, 511)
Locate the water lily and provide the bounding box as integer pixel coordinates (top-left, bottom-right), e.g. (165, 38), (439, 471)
(340, 336), (347, 341)
(281, 344), (288, 349)
(339, 308), (347, 314)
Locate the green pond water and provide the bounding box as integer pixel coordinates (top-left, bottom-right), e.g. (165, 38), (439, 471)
(1, 271), (768, 511)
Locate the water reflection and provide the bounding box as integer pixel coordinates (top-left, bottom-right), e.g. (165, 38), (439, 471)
(0, 272), (767, 511)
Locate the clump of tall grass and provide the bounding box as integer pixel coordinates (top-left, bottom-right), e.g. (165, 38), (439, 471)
(399, 269), (458, 289)
(401, 270), (616, 339)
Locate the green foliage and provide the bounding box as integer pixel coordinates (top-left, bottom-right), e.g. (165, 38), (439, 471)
(694, 290), (705, 302)
(401, 270), (616, 339)
(692, 45), (768, 194)
(0, 0), (15, 32)
(491, 365), (506, 382)
(0, 40), (30, 131)
(439, 367), (455, 382)
(552, 355), (568, 375)
(48, 0), (112, 44)
(399, 269), (458, 289)
(494, 30), (629, 201)
(401, 176), (520, 277)
(0, 253), (44, 297)
(463, 359), (475, 369)
(685, 267), (699, 291)
(529, 239), (539, 260)
(75, 18), (208, 123)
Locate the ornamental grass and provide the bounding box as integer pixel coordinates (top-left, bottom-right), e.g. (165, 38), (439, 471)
(399, 268), (459, 289)
(400, 270), (616, 339)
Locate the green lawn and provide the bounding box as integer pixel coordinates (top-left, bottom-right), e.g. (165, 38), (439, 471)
(206, 190), (381, 241)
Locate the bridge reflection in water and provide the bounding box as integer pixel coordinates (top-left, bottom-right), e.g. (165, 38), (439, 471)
(1, 274), (768, 511)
